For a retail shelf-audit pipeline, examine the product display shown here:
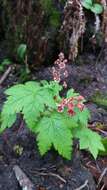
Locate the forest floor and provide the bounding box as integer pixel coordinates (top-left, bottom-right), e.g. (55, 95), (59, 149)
(0, 47), (107, 190)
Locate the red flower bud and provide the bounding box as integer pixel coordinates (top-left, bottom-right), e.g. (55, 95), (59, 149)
(67, 102), (74, 110)
(68, 109), (75, 116)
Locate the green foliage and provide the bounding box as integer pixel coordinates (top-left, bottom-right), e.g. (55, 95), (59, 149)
(0, 58), (12, 72)
(91, 3), (103, 14)
(73, 127), (104, 159)
(1, 59), (12, 66)
(91, 92), (107, 109)
(17, 44), (27, 61)
(0, 44), (27, 74)
(40, 0), (60, 27)
(82, 0), (103, 14)
(67, 89), (79, 98)
(36, 113), (73, 159)
(0, 81), (104, 159)
(99, 137), (107, 156)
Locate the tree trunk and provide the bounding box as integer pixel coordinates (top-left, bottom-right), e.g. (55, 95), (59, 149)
(1, 0), (64, 67)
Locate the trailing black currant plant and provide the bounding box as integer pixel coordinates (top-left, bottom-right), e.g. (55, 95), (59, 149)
(0, 81), (104, 159)
(82, 0), (103, 14)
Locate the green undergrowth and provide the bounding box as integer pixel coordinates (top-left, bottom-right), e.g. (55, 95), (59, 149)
(91, 92), (107, 109)
(40, 0), (63, 27)
(0, 81), (104, 159)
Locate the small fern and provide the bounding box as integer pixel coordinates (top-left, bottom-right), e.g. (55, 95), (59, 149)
(0, 81), (104, 159)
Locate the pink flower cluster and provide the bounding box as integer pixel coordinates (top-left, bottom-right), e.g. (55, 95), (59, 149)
(57, 95), (85, 116)
(52, 53), (68, 88)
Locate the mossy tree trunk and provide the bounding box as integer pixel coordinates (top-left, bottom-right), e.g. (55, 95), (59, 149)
(1, 0), (64, 67)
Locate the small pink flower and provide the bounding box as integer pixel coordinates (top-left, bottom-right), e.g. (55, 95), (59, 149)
(63, 59), (68, 64)
(69, 97), (75, 102)
(52, 70), (60, 82)
(61, 98), (68, 106)
(63, 81), (67, 88)
(54, 59), (60, 65)
(77, 103), (85, 111)
(58, 52), (65, 61)
(63, 70), (68, 77)
(52, 53), (68, 85)
(77, 96), (85, 101)
(54, 77), (60, 82)
(52, 71), (59, 77)
(57, 105), (64, 113)
(59, 62), (65, 69)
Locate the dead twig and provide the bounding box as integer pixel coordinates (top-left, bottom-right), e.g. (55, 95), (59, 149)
(100, 184), (105, 190)
(0, 66), (11, 85)
(74, 180), (89, 190)
(97, 167), (107, 188)
(31, 171), (66, 183)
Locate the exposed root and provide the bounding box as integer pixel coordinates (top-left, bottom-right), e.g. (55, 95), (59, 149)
(74, 180), (89, 190)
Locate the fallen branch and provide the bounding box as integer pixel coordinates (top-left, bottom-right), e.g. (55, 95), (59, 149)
(74, 180), (89, 190)
(97, 167), (107, 188)
(0, 66), (11, 85)
(13, 165), (35, 190)
(32, 171), (66, 183)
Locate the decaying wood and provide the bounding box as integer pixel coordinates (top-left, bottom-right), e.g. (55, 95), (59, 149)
(13, 165), (35, 190)
(60, 0), (85, 61)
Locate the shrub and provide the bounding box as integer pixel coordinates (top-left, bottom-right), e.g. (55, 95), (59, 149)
(0, 81), (104, 159)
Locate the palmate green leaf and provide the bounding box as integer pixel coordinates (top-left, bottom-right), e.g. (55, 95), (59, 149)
(74, 127), (104, 159)
(67, 89), (79, 98)
(36, 112), (73, 159)
(77, 108), (90, 126)
(99, 137), (107, 156)
(43, 81), (62, 97)
(62, 108), (90, 130)
(0, 113), (16, 132)
(1, 81), (58, 130)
